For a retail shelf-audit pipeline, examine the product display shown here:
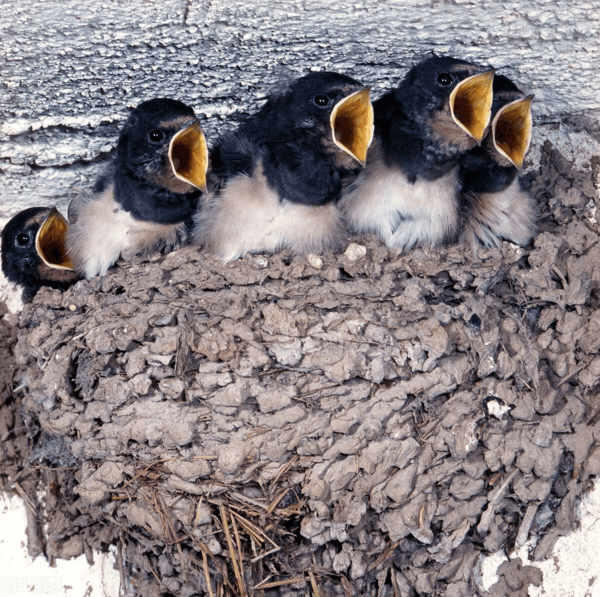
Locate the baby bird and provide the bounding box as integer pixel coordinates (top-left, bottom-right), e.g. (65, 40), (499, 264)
(1, 207), (78, 302)
(459, 74), (536, 249)
(68, 98), (208, 279)
(192, 72), (374, 261)
(340, 56), (495, 251)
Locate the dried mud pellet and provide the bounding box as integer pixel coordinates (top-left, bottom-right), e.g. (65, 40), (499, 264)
(217, 441), (247, 474)
(304, 478), (329, 501)
(129, 373), (151, 396)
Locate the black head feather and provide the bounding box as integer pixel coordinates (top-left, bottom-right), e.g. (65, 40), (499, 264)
(459, 73), (525, 195)
(213, 72), (366, 206)
(1, 207), (77, 302)
(110, 98), (201, 223)
(375, 56), (491, 181)
(492, 74), (523, 113)
(395, 57), (489, 121)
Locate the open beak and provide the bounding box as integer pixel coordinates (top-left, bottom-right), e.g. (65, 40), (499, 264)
(330, 87), (374, 167)
(492, 94), (534, 169)
(35, 207), (74, 270)
(168, 120), (209, 193)
(449, 69), (495, 144)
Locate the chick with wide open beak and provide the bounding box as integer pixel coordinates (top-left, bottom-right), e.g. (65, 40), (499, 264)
(449, 69), (495, 145)
(36, 207), (75, 270)
(492, 94), (534, 169)
(169, 120), (209, 193)
(330, 87), (374, 167)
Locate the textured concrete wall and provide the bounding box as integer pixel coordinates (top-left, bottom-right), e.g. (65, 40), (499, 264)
(1, 0), (599, 225)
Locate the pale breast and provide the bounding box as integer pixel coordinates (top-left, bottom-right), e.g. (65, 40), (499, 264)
(193, 162), (345, 262)
(341, 156), (460, 251)
(67, 186), (185, 279)
(462, 178), (537, 249)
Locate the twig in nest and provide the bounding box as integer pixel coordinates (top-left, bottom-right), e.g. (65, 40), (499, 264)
(144, 556), (161, 584)
(254, 577), (303, 590)
(14, 482), (44, 559)
(194, 537), (234, 594)
(119, 459), (171, 492)
(153, 491), (187, 580)
(201, 549), (215, 597)
(366, 540), (400, 573)
(229, 490), (269, 512)
(13, 481), (36, 512)
(308, 570), (321, 597)
(558, 356), (592, 387)
(268, 455), (299, 495)
(391, 570), (401, 597)
(219, 504), (247, 597)
(249, 546), (281, 563)
(232, 510), (280, 551)
(477, 467), (519, 534)
(245, 426), (272, 438)
(515, 502), (540, 551)
(341, 575), (353, 597)
(266, 487), (291, 515)
(231, 513), (246, 592)
(117, 535), (126, 597)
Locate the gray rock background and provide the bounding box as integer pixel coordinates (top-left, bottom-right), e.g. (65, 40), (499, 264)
(1, 0), (599, 227)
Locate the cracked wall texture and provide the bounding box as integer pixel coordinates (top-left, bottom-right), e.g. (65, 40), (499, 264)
(1, 0), (600, 226)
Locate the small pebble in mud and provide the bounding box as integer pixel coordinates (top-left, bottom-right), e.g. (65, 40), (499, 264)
(252, 255), (269, 269)
(483, 396), (513, 420)
(344, 242), (367, 262)
(307, 253), (323, 269)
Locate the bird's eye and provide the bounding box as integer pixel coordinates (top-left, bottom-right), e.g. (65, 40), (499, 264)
(148, 129), (165, 143)
(437, 73), (453, 86)
(313, 95), (330, 108)
(17, 233), (30, 246)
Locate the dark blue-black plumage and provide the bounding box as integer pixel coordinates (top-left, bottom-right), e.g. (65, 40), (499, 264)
(458, 74), (537, 249)
(67, 98), (207, 279)
(194, 72), (373, 261)
(1, 207), (78, 302)
(212, 72), (364, 205)
(106, 99), (200, 224)
(374, 57), (489, 182)
(340, 56), (495, 251)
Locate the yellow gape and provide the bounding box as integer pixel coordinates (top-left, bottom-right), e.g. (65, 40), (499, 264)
(493, 95), (534, 169)
(169, 120), (209, 193)
(330, 87), (374, 167)
(449, 69), (495, 144)
(35, 207), (74, 270)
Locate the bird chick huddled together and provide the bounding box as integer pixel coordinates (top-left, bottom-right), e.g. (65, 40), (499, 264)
(1, 56), (537, 303)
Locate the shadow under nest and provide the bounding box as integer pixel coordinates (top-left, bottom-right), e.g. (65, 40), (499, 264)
(2, 140), (600, 597)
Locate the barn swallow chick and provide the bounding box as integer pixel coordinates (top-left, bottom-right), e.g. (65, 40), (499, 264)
(340, 56), (495, 251)
(1, 207), (78, 302)
(67, 98), (208, 279)
(192, 72), (374, 261)
(459, 75), (536, 249)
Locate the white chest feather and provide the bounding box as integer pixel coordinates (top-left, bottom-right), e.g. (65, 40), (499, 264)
(340, 159), (460, 251)
(193, 164), (345, 262)
(463, 178), (537, 249)
(67, 186), (185, 279)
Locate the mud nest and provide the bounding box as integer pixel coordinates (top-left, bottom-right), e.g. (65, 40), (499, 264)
(3, 140), (600, 597)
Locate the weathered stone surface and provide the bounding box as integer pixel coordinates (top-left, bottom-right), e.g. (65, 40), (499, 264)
(1, 0), (599, 227)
